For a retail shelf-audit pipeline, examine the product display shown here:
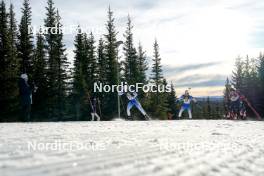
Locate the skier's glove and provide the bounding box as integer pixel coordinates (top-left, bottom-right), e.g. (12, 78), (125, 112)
(118, 91), (124, 96)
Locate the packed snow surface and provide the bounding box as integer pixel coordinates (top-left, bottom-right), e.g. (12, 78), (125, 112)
(0, 120), (264, 176)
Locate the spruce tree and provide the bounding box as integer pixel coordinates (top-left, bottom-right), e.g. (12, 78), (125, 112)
(32, 31), (48, 119)
(167, 82), (177, 118)
(18, 0), (34, 76)
(223, 77), (231, 115)
(82, 33), (91, 89)
(97, 38), (107, 84)
(97, 38), (109, 119)
(151, 39), (163, 102)
(232, 57), (244, 90)
(44, 0), (69, 119)
(149, 39), (167, 119)
(258, 53), (264, 116)
(136, 42), (148, 100)
(87, 32), (98, 88)
(241, 56), (258, 106)
(55, 9), (69, 119)
(104, 7), (119, 118)
(8, 3), (20, 117)
(44, 0), (57, 118)
(243, 56), (251, 95)
(137, 42), (148, 84)
(123, 15), (139, 85)
(0, 1), (20, 120)
(72, 29), (89, 120)
(9, 4), (18, 60)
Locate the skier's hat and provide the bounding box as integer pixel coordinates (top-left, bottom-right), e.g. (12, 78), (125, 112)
(21, 73), (28, 81)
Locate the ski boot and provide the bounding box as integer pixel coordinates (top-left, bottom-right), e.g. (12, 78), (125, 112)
(127, 116), (133, 121)
(144, 114), (150, 121)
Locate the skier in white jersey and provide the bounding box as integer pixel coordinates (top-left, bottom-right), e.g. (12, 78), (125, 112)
(178, 90), (197, 119)
(120, 91), (150, 120)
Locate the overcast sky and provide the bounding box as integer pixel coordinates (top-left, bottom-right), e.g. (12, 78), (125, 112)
(10, 0), (264, 96)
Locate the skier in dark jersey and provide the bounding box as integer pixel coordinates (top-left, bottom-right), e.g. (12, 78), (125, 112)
(91, 97), (100, 121)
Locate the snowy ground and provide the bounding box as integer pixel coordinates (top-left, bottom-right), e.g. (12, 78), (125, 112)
(0, 120), (264, 176)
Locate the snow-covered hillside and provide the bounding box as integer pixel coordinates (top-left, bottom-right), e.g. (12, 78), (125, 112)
(0, 120), (264, 176)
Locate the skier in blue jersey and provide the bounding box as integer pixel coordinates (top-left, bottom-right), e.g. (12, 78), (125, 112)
(178, 90), (197, 119)
(120, 91), (150, 120)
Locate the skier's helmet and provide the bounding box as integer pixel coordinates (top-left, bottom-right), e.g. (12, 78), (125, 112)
(185, 90), (189, 95)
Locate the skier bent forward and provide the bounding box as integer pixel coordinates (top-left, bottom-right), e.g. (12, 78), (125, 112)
(120, 92), (150, 120)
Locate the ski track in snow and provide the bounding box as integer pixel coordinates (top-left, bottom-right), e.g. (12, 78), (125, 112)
(0, 120), (264, 176)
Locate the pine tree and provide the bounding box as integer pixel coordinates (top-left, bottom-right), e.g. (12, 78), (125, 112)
(44, 0), (57, 118)
(97, 38), (109, 119)
(137, 42), (148, 84)
(167, 82), (177, 118)
(87, 32), (98, 88)
(32, 31), (48, 119)
(243, 56), (251, 95)
(123, 15), (139, 85)
(103, 7), (119, 118)
(258, 53), (264, 116)
(72, 29), (89, 120)
(151, 39), (163, 102)
(223, 77), (231, 115)
(97, 38), (107, 84)
(232, 57), (244, 90)
(241, 56), (259, 108)
(9, 4), (18, 61)
(149, 39), (167, 119)
(0, 1), (20, 120)
(44, 0), (69, 119)
(82, 33), (91, 89)
(55, 9), (69, 119)
(18, 0), (34, 76)
(8, 3), (20, 118)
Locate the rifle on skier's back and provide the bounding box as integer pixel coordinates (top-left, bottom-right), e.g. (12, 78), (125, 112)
(238, 92), (261, 120)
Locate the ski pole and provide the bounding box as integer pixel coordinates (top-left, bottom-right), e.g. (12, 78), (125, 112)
(195, 103), (202, 110)
(86, 91), (95, 115)
(97, 98), (102, 119)
(120, 95), (127, 118)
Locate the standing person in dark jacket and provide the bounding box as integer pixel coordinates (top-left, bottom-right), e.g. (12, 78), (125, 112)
(91, 97), (100, 121)
(18, 74), (34, 122)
